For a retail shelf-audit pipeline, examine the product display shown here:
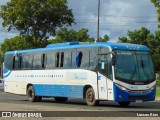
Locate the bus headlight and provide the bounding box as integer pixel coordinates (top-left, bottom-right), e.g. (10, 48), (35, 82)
(121, 86), (127, 91)
(150, 85), (155, 91)
(116, 84), (128, 91)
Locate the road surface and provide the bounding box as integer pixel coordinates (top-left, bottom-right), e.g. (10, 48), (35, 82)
(0, 89), (159, 120)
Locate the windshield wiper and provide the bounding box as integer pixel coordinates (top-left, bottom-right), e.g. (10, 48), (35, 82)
(141, 56), (150, 80)
(129, 64), (136, 81)
(141, 56), (145, 68)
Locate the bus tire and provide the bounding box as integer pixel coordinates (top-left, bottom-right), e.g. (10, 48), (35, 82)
(54, 97), (68, 103)
(27, 86), (36, 102)
(118, 102), (130, 107)
(85, 87), (99, 106)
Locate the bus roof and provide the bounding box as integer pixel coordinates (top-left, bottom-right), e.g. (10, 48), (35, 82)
(5, 42), (149, 54)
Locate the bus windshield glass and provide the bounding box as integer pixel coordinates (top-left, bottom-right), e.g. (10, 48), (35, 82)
(114, 50), (155, 83)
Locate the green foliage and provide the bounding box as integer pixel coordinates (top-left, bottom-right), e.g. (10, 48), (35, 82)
(0, 0), (74, 42)
(49, 27), (95, 43)
(118, 27), (160, 72)
(118, 27), (150, 45)
(151, 0), (160, 26)
(0, 36), (48, 53)
(156, 88), (160, 97)
(157, 78), (160, 85)
(99, 34), (109, 42)
(0, 36), (48, 67)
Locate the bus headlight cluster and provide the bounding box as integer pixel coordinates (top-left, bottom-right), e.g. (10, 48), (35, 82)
(116, 84), (128, 91)
(150, 85), (155, 91)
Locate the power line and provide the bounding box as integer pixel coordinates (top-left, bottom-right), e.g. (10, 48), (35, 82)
(75, 21), (158, 26)
(73, 12), (157, 19)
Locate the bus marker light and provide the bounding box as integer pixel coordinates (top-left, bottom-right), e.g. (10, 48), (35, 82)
(118, 95), (122, 98)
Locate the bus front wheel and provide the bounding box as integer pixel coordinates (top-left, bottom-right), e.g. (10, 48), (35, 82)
(118, 102), (130, 107)
(85, 87), (99, 106)
(27, 86), (36, 102)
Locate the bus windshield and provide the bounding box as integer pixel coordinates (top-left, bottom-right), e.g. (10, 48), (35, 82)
(114, 50), (155, 83)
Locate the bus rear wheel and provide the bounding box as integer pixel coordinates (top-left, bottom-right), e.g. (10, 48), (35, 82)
(85, 87), (99, 106)
(27, 86), (36, 102)
(54, 97), (68, 103)
(118, 102), (130, 107)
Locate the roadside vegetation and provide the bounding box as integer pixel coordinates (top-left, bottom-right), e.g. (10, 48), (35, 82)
(156, 77), (160, 98)
(156, 87), (160, 98)
(157, 77), (160, 85)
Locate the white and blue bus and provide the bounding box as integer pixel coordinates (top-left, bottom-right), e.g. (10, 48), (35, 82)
(3, 42), (156, 106)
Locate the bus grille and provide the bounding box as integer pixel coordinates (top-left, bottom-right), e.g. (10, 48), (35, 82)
(128, 96), (148, 101)
(128, 90), (150, 94)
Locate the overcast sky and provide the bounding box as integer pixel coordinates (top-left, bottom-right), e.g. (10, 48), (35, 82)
(0, 0), (159, 43)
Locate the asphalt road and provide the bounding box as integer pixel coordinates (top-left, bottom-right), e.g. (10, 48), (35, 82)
(0, 89), (160, 119)
(0, 89), (160, 111)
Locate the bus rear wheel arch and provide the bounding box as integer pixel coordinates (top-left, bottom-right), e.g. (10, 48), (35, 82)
(27, 85), (42, 102)
(27, 86), (36, 102)
(85, 87), (99, 106)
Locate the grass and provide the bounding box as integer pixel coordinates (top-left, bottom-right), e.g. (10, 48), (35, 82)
(156, 87), (160, 98)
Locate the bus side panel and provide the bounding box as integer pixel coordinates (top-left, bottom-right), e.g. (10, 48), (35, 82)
(4, 70), (22, 94)
(33, 84), (84, 98)
(4, 69), (98, 99)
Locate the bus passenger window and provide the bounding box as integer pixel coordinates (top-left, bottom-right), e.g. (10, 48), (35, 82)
(46, 53), (55, 69)
(56, 53), (60, 67)
(63, 51), (71, 68)
(32, 54), (42, 69)
(13, 55), (22, 70)
(60, 52), (64, 67)
(21, 54), (33, 69)
(12, 56), (15, 69)
(76, 52), (83, 67)
(42, 54), (46, 68)
(71, 50), (77, 68)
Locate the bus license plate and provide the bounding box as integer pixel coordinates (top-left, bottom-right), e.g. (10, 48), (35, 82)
(136, 100), (142, 103)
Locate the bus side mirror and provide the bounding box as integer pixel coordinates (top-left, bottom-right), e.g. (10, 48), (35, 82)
(109, 52), (115, 66)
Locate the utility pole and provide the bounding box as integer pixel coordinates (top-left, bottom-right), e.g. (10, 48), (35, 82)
(96, 0), (100, 42)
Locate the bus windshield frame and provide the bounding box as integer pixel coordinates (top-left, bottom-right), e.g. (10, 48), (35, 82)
(114, 50), (155, 85)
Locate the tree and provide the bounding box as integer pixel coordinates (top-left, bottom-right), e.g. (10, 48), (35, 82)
(49, 27), (94, 43)
(0, 0), (74, 47)
(99, 34), (109, 42)
(0, 36), (38, 54)
(54, 27), (77, 42)
(76, 29), (90, 42)
(118, 27), (150, 45)
(151, 0), (160, 25)
(0, 36), (41, 68)
(118, 27), (160, 72)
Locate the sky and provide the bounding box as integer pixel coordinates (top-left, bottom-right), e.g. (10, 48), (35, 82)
(0, 0), (159, 43)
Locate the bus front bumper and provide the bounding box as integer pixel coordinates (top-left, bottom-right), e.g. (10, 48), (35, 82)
(113, 83), (156, 102)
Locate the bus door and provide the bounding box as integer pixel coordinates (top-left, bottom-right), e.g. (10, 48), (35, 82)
(98, 54), (113, 100)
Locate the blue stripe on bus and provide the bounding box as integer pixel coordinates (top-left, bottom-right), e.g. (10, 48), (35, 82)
(113, 83), (156, 102)
(3, 70), (11, 78)
(33, 84), (84, 98)
(4, 68), (10, 74)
